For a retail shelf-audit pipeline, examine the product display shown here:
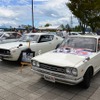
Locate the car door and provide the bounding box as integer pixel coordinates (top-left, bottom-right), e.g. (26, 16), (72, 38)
(94, 38), (100, 72)
(88, 38), (100, 73)
(33, 35), (55, 56)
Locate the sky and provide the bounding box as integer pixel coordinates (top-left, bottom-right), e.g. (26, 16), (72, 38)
(0, 0), (79, 28)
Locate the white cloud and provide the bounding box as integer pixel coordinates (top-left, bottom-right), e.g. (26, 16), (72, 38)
(0, 0), (12, 4)
(35, 0), (78, 27)
(0, 5), (32, 27)
(0, 7), (17, 17)
(0, 0), (79, 28)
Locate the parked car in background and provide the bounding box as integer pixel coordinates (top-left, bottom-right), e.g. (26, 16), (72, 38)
(85, 32), (97, 35)
(69, 32), (82, 35)
(0, 29), (4, 32)
(0, 31), (21, 44)
(32, 35), (100, 89)
(0, 32), (63, 62)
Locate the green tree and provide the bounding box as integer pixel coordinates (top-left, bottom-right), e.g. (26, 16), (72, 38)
(10, 26), (12, 31)
(66, 0), (100, 32)
(73, 25), (81, 32)
(60, 24), (65, 30)
(65, 24), (71, 32)
(44, 23), (52, 27)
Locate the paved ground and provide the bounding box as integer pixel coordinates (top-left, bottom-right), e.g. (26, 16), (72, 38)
(0, 60), (100, 100)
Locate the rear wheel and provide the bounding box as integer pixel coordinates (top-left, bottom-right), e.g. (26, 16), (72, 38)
(82, 68), (93, 89)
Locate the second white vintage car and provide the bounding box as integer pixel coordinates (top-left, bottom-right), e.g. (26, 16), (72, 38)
(31, 35), (100, 88)
(0, 31), (20, 44)
(0, 32), (63, 62)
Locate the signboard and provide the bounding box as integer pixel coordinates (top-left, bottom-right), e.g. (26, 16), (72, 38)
(21, 48), (35, 63)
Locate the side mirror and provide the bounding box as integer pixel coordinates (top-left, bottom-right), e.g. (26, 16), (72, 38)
(17, 44), (23, 48)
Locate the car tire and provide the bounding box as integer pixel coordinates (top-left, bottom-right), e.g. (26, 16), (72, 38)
(82, 68), (93, 89)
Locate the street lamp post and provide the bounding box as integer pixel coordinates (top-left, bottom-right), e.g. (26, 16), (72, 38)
(32, 0), (34, 31)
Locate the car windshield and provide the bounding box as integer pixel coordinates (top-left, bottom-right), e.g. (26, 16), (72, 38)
(59, 37), (97, 52)
(19, 34), (39, 42)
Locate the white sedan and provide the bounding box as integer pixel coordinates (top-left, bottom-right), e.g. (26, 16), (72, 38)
(0, 32), (63, 62)
(31, 35), (100, 88)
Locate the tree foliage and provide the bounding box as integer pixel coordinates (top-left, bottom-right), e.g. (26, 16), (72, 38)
(60, 24), (65, 30)
(66, 0), (100, 32)
(44, 23), (52, 27)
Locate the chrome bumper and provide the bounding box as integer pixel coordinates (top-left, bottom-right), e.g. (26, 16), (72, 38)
(32, 67), (83, 85)
(0, 54), (12, 59)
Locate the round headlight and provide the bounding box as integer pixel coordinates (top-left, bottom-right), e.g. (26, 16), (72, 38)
(36, 62), (40, 67)
(66, 68), (71, 74)
(32, 60), (36, 66)
(7, 50), (10, 54)
(72, 68), (78, 76)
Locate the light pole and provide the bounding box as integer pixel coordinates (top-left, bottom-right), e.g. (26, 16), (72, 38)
(32, 0), (34, 31)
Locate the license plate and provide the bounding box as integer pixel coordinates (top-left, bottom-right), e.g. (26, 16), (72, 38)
(44, 75), (55, 83)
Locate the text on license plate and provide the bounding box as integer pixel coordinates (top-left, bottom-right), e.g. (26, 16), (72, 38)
(44, 75), (55, 83)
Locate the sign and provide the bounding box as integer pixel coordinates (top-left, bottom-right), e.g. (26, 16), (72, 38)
(21, 48), (35, 63)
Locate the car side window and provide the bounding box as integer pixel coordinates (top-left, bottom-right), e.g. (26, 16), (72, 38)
(39, 35), (54, 43)
(5, 33), (18, 39)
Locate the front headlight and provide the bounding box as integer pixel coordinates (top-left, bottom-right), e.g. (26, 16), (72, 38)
(32, 60), (36, 66)
(32, 60), (40, 67)
(71, 68), (78, 76)
(66, 67), (72, 74)
(6, 50), (10, 55)
(66, 67), (78, 76)
(36, 61), (40, 67)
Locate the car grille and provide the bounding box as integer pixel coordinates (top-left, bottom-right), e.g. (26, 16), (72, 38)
(0, 49), (10, 55)
(39, 63), (66, 74)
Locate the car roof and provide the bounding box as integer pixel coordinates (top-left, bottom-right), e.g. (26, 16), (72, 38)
(69, 35), (100, 39)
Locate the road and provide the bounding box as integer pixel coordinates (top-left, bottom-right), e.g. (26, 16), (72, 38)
(0, 60), (100, 100)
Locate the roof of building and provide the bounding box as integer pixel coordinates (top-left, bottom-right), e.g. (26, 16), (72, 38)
(38, 26), (62, 30)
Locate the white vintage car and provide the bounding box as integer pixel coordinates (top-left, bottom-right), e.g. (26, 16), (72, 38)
(0, 31), (20, 44)
(0, 32), (63, 62)
(31, 35), (100, 88)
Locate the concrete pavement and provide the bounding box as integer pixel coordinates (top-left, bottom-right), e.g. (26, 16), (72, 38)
(0, 60), (100, 100)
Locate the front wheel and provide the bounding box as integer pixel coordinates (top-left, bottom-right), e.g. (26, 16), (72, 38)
(82, 68), (93, 89)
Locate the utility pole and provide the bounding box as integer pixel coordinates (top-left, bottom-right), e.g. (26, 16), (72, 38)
(32, 0), (34, 30)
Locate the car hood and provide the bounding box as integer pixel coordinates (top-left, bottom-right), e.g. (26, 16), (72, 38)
(33, 49), (93, 67)
(0, 42), (32, 49)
